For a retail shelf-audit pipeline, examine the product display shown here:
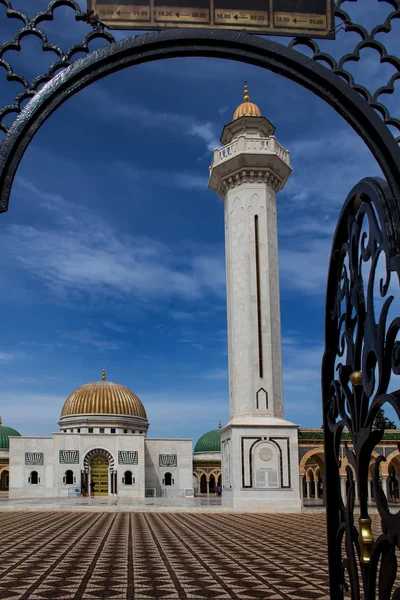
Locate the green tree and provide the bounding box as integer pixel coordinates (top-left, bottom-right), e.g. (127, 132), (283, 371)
(373, 408), (397, 430)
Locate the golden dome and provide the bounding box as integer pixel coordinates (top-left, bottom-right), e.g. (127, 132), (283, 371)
(60, 372), (147, 419)
(233, 82), (262, 120)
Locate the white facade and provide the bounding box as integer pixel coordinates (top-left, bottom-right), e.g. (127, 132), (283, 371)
(209, 96), (301, 511)
(9, 428), (192, 499)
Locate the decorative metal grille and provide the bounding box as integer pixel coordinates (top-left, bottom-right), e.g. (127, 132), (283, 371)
(159, 454), (177, 467)
(118, 451), (138, 465)
(25, 452), (44, 465)
(322, 176), (400, 599)
(0, 0), (399, 144)
(59, 450), (79, 464)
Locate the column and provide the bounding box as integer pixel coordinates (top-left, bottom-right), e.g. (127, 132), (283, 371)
(306, 480), (311, 498)
(114, 471), (117, 496)
(321, 476), (326, 506)
(340, 476), (347, 502)
(381, 476), (389, 499)
(207, 479), (210, 495)
(110, 470), (114, 495)
(299, 476), (304, 500)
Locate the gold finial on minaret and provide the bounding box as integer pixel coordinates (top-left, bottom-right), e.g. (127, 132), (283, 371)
(0, 416), (2, 426)
(218, 420), (221, 430)
(232, 82), (261, 120)
(101, 367), (106, 381)
(244, 81), (249, 103)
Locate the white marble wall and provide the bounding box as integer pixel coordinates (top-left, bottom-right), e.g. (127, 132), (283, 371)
(9, 437), (54, 498)
(145, 438), (193, 497)
(220, 424), (301, 511)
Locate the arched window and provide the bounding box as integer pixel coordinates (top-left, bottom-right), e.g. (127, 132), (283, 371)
(163, 472), (173, 486)
(64, 470), (74, 485)
(200, 474), (207, 494)
(29, 471), (39, 484)
(124, 471), (133, 485)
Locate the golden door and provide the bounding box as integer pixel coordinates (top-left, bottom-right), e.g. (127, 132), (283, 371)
(90, 455), (109, 496)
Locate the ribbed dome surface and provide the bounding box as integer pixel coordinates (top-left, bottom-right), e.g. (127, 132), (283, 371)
(60, 381), (147, 419)
(233, 101), (261, 120)
(0, 424), (21, 449)
(194, 429), (221, 453)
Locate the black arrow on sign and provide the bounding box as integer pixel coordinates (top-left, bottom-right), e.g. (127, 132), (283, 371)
(293, 17), (297, 22)
(176, 12), (179, 17)
(116, 10), (120, 15)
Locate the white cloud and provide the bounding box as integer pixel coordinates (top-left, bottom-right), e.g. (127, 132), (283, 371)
(184, 366), (228, 381)
(169, 311), (193, 321)
(59, 329), (123, 351)
(0, 392), (64, 435)
(281, 129), (382, 208)
(279, 237), (332, 295)
(112, 161), (208, 191)
(0, 351), (20, 362)
(282, 334), (325, 424)
(103, 321), (128, 333)
(4, 180), (226, 307)
(89, 88), (220, 151)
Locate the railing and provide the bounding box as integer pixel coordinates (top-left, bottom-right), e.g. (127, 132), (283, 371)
(212, 136), (290, 167)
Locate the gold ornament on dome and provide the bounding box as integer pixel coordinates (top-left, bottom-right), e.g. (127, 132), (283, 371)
(60, 371), (147, 418)
(233, 82), (262, 121)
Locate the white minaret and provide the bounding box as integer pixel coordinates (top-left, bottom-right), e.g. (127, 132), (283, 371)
(209, 84), (301, 511)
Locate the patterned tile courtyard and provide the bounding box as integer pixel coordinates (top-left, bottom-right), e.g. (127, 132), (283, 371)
(0, 511), (342, 599)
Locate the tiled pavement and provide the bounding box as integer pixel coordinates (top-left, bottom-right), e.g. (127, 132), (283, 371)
(0, 511), (350, 599)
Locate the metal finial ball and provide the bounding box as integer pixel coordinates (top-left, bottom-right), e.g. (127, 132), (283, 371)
(349, 371), (362, 385)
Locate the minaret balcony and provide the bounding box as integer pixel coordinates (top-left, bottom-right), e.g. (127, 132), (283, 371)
(209, 136), (291, 194)
(211, 136), (290, 169)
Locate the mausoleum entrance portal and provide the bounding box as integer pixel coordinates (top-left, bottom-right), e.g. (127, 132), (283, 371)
(89, 455), (109, 497)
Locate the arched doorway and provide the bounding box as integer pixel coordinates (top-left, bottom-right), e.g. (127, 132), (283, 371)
(90, 455), (109, 496)
(209, 474), (216, 494)
(200, 474), (207, 494)
(0, 469), (9, 491)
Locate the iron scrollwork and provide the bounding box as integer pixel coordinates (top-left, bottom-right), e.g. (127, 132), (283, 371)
(0, 0), (399, 144)
(323, 177), (400, 599)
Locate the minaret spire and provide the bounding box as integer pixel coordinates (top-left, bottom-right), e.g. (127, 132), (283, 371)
(0, 416), (2, 425)
(244, 81), (249, 103)
(101, 367), (106, 381)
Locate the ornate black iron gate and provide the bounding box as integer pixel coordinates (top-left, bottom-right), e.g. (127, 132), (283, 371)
(1, 1), (400, 597)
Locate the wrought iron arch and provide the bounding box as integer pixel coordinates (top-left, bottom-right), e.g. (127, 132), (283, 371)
(0, 26), (400, 213)
(323, 176), (400, 599)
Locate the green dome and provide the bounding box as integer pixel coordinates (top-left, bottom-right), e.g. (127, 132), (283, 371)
(0, 423), (21, 449)
(194, 429), (221, 453)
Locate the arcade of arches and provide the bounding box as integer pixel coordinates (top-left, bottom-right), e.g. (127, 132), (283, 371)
(298, 429), (400, 504)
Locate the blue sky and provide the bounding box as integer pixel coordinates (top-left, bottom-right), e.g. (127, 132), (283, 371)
(0, 0), (399, 441)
